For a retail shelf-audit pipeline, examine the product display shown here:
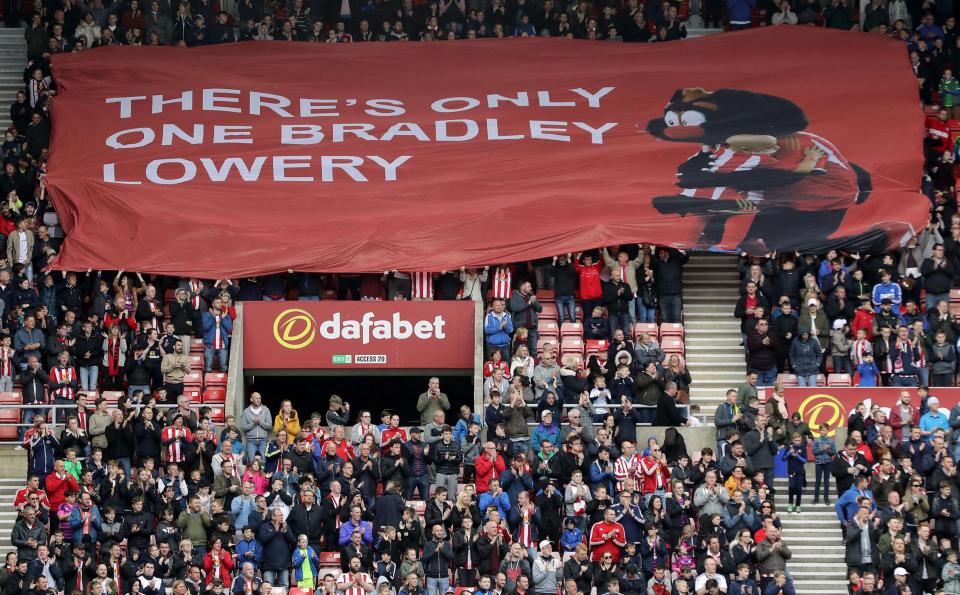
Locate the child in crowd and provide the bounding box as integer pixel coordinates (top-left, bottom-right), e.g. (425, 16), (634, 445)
(812, 423), (836, 505)
(560, 517), (583, 552)
(856, 353), (879, 387)
(781, 432), (808, 512)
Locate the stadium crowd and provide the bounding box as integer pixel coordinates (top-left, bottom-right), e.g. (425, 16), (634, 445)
(0, 0), (958, 593)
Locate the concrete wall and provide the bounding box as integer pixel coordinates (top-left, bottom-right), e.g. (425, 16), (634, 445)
(229, 303), (246, 420)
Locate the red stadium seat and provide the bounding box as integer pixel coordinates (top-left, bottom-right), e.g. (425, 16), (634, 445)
(0, 392), (21, 404)
(101, 390), (124, 406)
(634, 323), (658, 340)
(585, 339), (608, 357)
(950, 288), (960, 303)
(188, 355), (203, 369)
(538, 320), (559, 340)
(777, 374), (798, 387)
(202, 387), (226, 404)
(539, 303), (558, 321)
(536, 337), (555, 356)
(659, 323), (684, 339)
(206, 404), (225, 422)
(183, 386), (202, 404)
(816, 374), (827, 387)
(0, 409), (18, 439)
(319, 552), (341, 566)
(827, 373), (852, 387)
(661, 337), (684, 355)
(183, 372), (203, 386)
(205, 372), (228, 387)
(562, 353), (584, 369)
(560, 322), (582, 338)
(189, 339), (204, 353)
(561, 336), (584, 354)
(538, 289), (555, 300)
(163, 288), (177, 303)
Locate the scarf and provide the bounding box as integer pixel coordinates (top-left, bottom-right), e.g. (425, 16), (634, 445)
(107, 338), (122, 376)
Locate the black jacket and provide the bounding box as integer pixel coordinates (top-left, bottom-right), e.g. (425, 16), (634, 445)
(74, 332), (102, 368)
(653, 393), (686, 426)
(602, 280), (633, 315)
(552, 262), (577, 297)
(287, 503), (324, 547)
(20, 367), (48, 405)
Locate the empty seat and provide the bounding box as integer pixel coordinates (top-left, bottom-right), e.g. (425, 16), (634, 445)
(659, 323), (684, 338)
(319, 552), (341, 566)
(561, 336), (584, 353)
(183, 386), (202, 404)
(183, 372), (203, 386)
(777, 373), (798, 387)
(827, 373), (852, 387)
(101, 390), (124, 406)
(0, 392), (21, 404)
(634, 323), (658, 340)
(538, 289), (555, 300)
(560, 322), (583, 337)
(163, 288), (177, 303)
(661, 337), (684, 355)
(538, 320), (559, 339)
(188, 355), (203, 369)
(816, 374), (826, 386)
(202, 387), (226, 404)
(205, 372), (228, 387)
(584, 339), (608, 356)
(189, 339), (204, 353)
(206, 405), (225, 422)
(539, 303), (558, 321)
(0, 409), (17, 439)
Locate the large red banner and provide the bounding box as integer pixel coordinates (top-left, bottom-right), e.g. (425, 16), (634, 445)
(779, 387), (960, 437)
(46, 27), (925, 277)
(242, 301), (475, 370)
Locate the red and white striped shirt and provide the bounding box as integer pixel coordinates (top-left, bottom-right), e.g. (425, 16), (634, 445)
(0, 347), (13, 377)
(336, 572), (372, 595)
(613, 454), (639, 492)
(75, 406), (87, 431)
(851, 339), (872, 366)
(161, 426), (194, 463)
(328, 494), (343, 528)
(213, 315), (224, 349)
(679, 147), (774, 203)
(410, 272), (434, 300)
(51, 366), (76, 400)
(190, 281), (203, 309)
(492, 267), (512, 300)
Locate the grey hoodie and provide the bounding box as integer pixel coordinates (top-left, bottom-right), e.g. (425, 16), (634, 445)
(240, 405), (273, 441)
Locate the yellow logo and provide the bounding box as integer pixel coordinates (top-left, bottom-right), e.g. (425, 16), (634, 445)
(272, 309), (317, 350)
(798, 393), (845, 437)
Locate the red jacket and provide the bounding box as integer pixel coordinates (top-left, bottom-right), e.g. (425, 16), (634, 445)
(589, 520), (627, 562)
(638, 456), (671, 495)
(483, 360), (509, 378)
(203, 549), (234, 584)
(45, 472), (79, 512)
(474, 453), (505, 493)
(574, 261), (603, 300)
(852, 308), (875, 341)
(888, 404), (919, 441)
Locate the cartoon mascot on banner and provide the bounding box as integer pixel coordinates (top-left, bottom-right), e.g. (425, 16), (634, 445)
(647, 87), (889, 254)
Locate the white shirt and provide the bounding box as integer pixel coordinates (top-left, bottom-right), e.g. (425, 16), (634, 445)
(17, 231), (27, 264)
(694, 572), (727, 591)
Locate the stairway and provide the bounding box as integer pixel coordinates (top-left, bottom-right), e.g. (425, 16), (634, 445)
(773, 473), (848, 594)
(0, 477), (23, 553)
(0, 27), (24, 131)
(682, 253), (744, 422)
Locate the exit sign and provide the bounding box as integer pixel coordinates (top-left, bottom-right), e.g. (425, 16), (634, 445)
(331, 354), (352, 364)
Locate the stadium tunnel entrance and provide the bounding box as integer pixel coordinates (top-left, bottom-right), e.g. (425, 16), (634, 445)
(246, 372), (474, 426)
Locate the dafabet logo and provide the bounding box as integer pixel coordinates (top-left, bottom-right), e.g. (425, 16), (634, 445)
(272, 309), (317, 349)
(271, 309), (447, 349)
(797, 393), (846, 437)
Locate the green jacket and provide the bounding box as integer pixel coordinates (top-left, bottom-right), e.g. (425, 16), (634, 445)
(176, 510), (211, 546)
(942, 77), (960, 107)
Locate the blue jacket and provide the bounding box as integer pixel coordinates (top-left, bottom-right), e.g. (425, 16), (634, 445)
(291, 546), (320, 583)
(28, 433), (58, 476)
(560, 528), (583, 551)
(856, 362), (879, 387)
(590, 460), (616, 495)
(812, 436), (836, 465)
(872, 282), (902, 306)
(255, 521), (296, 572)
(835, 486), (875, 523)
(762, 580), (795, 595)
(68, 505), (101, 544)
(231, 496), (256, 530)
(780, 444), (808, 474)
(27, 559), (62, 591)
(235, 538), (263, 568)
(730, 578), (759, 594)
(724, 0), (756, 23)
(530, 424), (560, 454)
(453, 414), (482, 443)
(478, 490), (510, 521)
(202, 311), (233, 349)
(789, 336), (822, 376)
(483, 311), (513, 347)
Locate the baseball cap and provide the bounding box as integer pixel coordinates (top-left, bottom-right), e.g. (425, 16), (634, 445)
(806, 298), (818, 306)
(539, 539), (551, 549)
(893, 567), (908, 576)
(513, 453), (525, 461)
(410, 427), (422, 434)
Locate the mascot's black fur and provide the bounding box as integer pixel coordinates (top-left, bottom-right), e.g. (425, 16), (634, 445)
(646, 87), (882, 254)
